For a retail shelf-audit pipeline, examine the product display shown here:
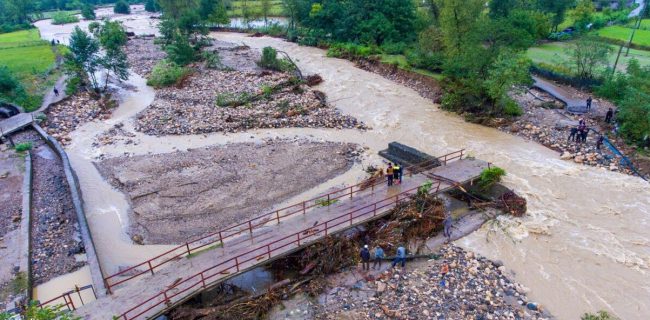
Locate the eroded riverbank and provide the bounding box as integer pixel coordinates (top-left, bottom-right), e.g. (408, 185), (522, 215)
(30, 13), (650, 317)
(210, 33), (650, 319)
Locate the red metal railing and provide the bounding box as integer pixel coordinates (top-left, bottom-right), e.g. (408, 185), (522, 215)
(37, 284), (96, 312)
(118, 178), (450, 320)
(103, 149), (465, 292)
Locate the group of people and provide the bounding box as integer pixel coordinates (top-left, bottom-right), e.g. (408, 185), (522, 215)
(568, 118), (589, 143)
(385, 162), (403, 186)
(359, 244), (407, 271)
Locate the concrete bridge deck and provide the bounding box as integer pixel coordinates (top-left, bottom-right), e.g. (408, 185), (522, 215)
(74, 157), (489, 319)
(0, 113), (33, 138)
(533, 76), (588, 114)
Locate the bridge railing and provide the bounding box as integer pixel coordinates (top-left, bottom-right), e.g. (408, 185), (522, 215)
(37, 284), (96, 312)
(118, 179), (446, 320)
(103, 149), (465, 293)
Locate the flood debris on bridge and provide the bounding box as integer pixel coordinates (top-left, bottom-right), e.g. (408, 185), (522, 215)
(168, 164), (532, 320)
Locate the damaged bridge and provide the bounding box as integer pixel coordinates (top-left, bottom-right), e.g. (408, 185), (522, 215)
(73, 148), (489, 319)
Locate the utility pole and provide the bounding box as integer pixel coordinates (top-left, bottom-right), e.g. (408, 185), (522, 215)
(626, 0), (648, 56)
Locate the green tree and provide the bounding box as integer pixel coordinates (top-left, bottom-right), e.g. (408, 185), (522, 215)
(261, 0), (271, 26)
(64, 26), (101, 91)
(145, 0), (160, 12)
(489, 0), (517, 18)
(89, 20), (130, 90)
(571, 0), (595, 31)
(537, 0), (573, 32)
(484, 50), (532, 115)
(166, 34), (197, 65)
(157, 0), (198, 19)
(81, 3), (96, 20)
(569, 37), (612, 79)
(114, 0), (131, 14)
(3, 0), (35, 25)
(439, 0), (484, 56)
(282, 0), (302, 30)
(208, 1), (229, 25)
(0, 66), (21, 94)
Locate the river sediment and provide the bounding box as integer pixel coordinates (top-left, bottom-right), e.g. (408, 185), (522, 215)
(95, 139), (361, 244)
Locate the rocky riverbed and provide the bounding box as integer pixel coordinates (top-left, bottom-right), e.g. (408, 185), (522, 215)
(505, 88), (645, 176)
(95, 139), (362, 244)
(42, 92), (115, 145)
(125, 37), (365, 136)
(12, 130), (86, 285)
(271, 245), (549, 320)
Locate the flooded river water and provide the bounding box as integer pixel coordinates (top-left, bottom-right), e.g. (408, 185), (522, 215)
(34, 13), (650, 318)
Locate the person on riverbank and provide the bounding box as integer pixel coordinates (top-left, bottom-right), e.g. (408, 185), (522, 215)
(581, 127), (589, 143)
(373, 246), (385, 270)
(586, 97), (592, 111)
(386, 164), (394, 187)
(568, 127), (578, 142)
(597, 135), (604, 150)
(53, 87), (59, 97)
(393, 163), (401, 185)
(360, 245), (370, 271)
(392, 246), (406, 268)
(605, 108), (614, 123)
(443, 214), (453, 242)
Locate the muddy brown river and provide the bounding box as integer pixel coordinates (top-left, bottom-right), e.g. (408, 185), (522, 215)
(34, 13), (650, 318)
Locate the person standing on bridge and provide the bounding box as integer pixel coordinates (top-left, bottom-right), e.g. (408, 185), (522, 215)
(393, 163), (401, 185)
(392, 246), (407, 268)
(586, 97), (592, 111)
(360, 245), (371, 271)
(372, 245), (385, 270)
(386, 163), (394, 186)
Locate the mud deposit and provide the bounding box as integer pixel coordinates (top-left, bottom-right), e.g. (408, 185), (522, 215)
(95, 139), (360, 244)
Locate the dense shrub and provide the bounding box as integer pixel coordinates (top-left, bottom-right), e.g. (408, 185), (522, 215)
(405, 49), (443, 72)
(326, 43), (379, 59)
(81, 4), (96, 20)
(202, 51), (222, 69)
(166, 35), (197, 66)
(114, 1), (131, 14)
(146, 60), (191, 88)
(478, 167), (507, 190)
(51, 12), (80, 25)
(0, 66), (21, 94)
(258, 47), (295, 72)
(255, 23), (287, 37)
(14, 142), (33, 152)
(380, 42), (408, 55)
(145, 0), (160, 13)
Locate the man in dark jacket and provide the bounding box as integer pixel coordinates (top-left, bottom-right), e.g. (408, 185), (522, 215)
(360, 245), (370, 271)
(605, 108), (614, 123)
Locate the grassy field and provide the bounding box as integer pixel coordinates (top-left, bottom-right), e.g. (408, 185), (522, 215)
(527, 41), (650, 73)
(228, 0), (284, 17)
(595, 25), (650, 47)
(380, 54), (444, 80)
(31, 9), (80, 20)
(0, 30), (59, 111)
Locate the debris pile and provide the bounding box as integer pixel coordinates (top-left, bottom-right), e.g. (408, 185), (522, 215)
(43, 92), (115, 145)
(125, 37), (366, 136)
(124, 36), (166, 76)
(314, 245), (549, 319)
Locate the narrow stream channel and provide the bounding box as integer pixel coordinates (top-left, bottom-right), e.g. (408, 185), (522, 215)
(33, 13), (650, 318)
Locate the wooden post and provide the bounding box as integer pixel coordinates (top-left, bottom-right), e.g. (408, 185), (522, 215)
(248, 221), (253, 238)
(276, 210), (281, 223)
(186, 243), (191, 255)
(201, 272), (206, 288)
